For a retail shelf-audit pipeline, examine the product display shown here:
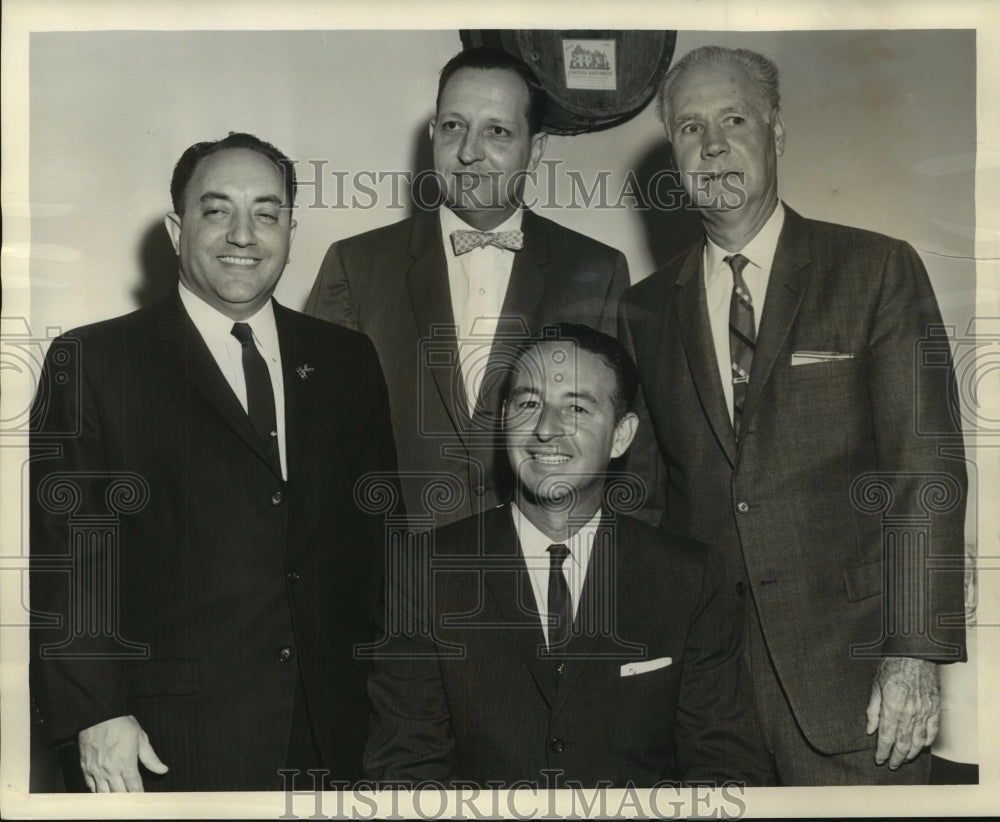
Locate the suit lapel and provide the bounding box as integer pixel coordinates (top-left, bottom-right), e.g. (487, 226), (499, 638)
(673, 244), (738, 465)
(551, 516), (644, 714)
(472, 209), (548, 422)
(405, 212), (470, 435)
(155, 290), (281, 476)
(741, 208), (812, 431)
(481, 507), (558, 709)
(274, 301), (316, 480)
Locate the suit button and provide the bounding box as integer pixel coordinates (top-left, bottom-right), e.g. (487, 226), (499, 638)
(550, 737), (565, 753)
(287, 571), (300, 583)
(270, 490), (284, 506)
(278, 646), (294, 662)
(736, 501), (750, 513)
(735, 581), (746, 596)
(473, 485), (486, 496)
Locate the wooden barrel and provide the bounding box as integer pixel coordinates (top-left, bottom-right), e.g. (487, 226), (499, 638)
(461, 30), (676, 135)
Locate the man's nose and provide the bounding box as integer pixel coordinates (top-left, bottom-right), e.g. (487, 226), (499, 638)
(226, 212), (257, 247)
(701, 123), (729, 159)
(457, 131), (485, 165)
(533, 403), (567, 440)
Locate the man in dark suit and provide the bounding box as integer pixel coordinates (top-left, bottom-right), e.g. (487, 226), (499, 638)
(364, 324), (769, 787)
(30, 133), (397, 791)
(620, 46), (967, 784)
(305, 47), (629, 527)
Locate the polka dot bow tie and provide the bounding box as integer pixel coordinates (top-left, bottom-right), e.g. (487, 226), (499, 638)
(450, 229), (525, 255)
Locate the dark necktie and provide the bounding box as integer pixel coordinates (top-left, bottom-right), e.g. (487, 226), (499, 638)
(450, 228), (524, 255)
(726, 253), (755, 436)
(547, 544), (572, 652)
(230, 322), (280, 466)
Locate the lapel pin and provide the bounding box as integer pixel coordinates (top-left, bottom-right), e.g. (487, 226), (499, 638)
(296, 364), (314, 381)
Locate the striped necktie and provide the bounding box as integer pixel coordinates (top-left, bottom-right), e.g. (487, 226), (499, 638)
(726, 253), (755, 436)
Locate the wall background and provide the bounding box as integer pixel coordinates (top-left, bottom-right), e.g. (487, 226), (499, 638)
(29, 29), (976, 340)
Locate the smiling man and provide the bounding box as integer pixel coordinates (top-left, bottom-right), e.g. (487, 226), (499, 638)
(364, 323), (770, 787)
(30, 133), (398, 791)
(620, 46), (967, 785)
(306, 47), (629, 528)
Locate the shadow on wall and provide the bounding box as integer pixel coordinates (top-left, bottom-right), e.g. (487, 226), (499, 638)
(632, 139), (703, 272)
(133, 219), (179, 309)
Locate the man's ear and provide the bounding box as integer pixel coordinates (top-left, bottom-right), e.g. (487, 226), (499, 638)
(164, 213), (182, 255)
(610, 412), (639, 459)
(428, 118), (436, 143)
(771, 108), (786, 157)
(527, 131), (547, 172)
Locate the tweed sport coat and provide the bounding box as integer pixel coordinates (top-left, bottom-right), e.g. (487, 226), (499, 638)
(620, 206), (967, 755)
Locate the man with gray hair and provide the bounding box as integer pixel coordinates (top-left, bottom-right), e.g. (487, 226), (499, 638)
(621, 46), (967, 784)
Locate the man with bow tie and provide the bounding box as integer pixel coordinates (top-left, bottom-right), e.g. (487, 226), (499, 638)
(306, 46), (629, 527)
(30, 133), (398, 791)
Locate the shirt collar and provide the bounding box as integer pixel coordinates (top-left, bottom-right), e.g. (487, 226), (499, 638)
(705, 200), (786, 285)
(177, 280), (279, 353)
(440, 207), (524, 258)
(511, 503), (602, 570)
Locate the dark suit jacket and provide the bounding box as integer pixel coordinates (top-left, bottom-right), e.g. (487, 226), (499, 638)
(30, 289), (397, 791)
(364, 505), (770, 787)
(305, 210), (629, 526)
(620, 206), (967, 755)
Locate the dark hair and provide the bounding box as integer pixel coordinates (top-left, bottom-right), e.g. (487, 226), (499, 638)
(658, 46), (781, 136)
(511, 323), (639, 422)
(169, 132), (297, 215)
(437, 46), (548, 135)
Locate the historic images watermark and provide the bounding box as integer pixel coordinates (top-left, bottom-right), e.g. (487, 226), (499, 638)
(279, 159), (746, 213)
(278, 772), (748, 820)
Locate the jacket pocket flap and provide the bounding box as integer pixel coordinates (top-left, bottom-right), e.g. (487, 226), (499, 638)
(843, 561), (883, 602)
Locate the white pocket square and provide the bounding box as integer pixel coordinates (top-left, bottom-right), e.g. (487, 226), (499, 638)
(620, 657), (672, 677)
(791, 350), (855, 366)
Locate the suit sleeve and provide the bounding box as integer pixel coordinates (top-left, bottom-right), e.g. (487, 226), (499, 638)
(30, 334), (127, 744)
(357, 336), (404, 625)
(304, 242), (359, 330)
(363, 542), (455, 784)
(675, 546), (773, 786)
(865, 241), (967, 660)
(594, 251), (630, 337)
(618, 298), (667, 528)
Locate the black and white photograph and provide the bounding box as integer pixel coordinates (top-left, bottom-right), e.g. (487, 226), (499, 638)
(1, 0), (996, 818)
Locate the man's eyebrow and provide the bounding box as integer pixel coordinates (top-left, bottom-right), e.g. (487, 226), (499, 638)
(198, 193), (284, 205)
(254, 194), (284, 206)
(566, 390), (599, 404)
(509, 386), (540, 399)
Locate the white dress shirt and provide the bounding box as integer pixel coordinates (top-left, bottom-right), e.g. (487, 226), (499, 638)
(440, 207), (523, 413)
(178, 282), (287, 479)
(511, 503), (601, 647)
(703, 201), (786, 423)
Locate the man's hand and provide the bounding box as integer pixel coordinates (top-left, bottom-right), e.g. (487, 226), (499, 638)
(865, 657), (940, 769)
(78, 715), (169, 792)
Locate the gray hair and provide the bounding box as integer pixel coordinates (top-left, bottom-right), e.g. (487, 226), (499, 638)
(657, 46), (781, 137)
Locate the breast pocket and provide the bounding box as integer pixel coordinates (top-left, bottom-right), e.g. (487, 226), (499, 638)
(616, 659), (683, 716)
(786, 358), (861, 383)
